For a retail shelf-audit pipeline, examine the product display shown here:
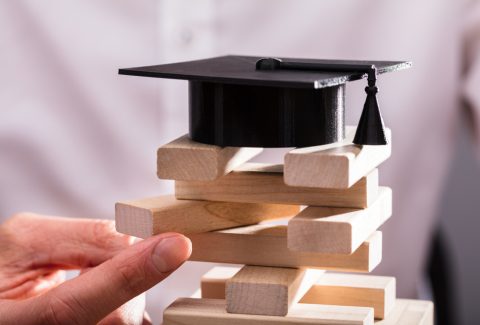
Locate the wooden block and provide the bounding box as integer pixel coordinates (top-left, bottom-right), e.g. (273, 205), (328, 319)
(161, 299), (431, 325)
(201, 267), (395, 319)
(375, 299), (433, 325)
(285, 126), (391, 189)
(288, 187), (392, 254)
(163, 298), (374, 325)
(188, 225), (382, 272)
(226, 266), (323, 316)
(157, 134), (262, 181)
(176, 164), (379, 209)
(301, 273), (396, 320)
(115, 195), (298, 238)
(225, 266), (304, 316)
(201, 267), (241, 300)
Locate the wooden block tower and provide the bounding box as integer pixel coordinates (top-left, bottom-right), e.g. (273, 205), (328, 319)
(116, 56), (433, 324)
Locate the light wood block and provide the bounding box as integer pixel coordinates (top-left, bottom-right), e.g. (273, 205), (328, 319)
(115, 195), (298, 238)
(157, 135), (262, 181)
(288, 187), (392, 254)
(301, 273), (396, 320)
(162, 300), (432, 325)
(375, 299), (433, 325)
(176, 164), (379, 209)
(201, 267), (395, 319)
(285, 126), (391, 189)
(163, 298), (374, 325)
(188, 225), (382, 272)
(226, 266), (323, 316)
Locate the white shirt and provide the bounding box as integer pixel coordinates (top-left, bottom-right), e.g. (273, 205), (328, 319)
(2, 0), (480, 323)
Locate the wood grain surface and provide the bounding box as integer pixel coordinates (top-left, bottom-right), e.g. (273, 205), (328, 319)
(201, 266), (395, 319)
(226, 266), (323, 316)
(284, 127), (391, 189)
(157, 134), (262, 181)
(176, 163), (379, 208)
(115, 195), (298, 238)
(288, 187), (392, 254)
(188, 225), (382, 272)
(163, 298), (374, 325)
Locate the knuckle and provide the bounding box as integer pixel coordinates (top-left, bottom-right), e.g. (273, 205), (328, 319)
(92, 219), (114, 235)
(114, 258), (146, 297)
(91, 220), (133, 251)
(91, 220), (115, 243)
(42, 293), (87, 325)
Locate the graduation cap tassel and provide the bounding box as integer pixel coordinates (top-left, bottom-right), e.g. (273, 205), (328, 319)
(352, 67), (388, 145)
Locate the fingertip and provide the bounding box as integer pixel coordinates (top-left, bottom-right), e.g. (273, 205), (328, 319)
(151, 233), (191, 274)
(153, 232), (192, 256)
(174, 233), (192, 258)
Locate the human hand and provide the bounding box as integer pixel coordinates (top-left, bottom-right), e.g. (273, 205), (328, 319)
(0, 213), (192, 324)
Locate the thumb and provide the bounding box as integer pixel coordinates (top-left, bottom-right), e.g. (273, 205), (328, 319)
(35, 233), (191, 324)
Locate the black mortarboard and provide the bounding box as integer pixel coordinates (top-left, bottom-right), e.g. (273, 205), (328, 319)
(119, 55), (410, 148)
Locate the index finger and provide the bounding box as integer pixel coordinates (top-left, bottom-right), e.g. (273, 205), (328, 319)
(34, 233), (191, 324)
(3, 213), (135, 269)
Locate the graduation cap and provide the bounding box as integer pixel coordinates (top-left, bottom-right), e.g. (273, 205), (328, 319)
(119, 55), (410, 148)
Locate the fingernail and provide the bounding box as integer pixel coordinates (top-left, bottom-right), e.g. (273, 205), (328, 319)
(152, 235), (192, 273)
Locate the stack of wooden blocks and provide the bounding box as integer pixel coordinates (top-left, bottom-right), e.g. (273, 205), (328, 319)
(116, 126), (433, 325)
